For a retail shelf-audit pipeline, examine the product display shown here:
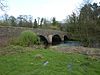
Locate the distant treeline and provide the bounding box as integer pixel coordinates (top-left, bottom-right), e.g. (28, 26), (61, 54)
(0, 15), (62, 30)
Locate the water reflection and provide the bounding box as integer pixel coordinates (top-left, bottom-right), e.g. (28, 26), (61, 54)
(60, 41), (81, 46)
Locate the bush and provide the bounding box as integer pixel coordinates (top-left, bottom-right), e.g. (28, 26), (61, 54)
(10, 30), (40, 47)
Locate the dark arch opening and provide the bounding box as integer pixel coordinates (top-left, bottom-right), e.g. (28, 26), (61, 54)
(52, 35), (62, 45)
(64, 35), (69, 42)
(38, 35), (48, 45)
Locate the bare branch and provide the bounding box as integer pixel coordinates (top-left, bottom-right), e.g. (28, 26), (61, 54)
(0, 0), (8, 11)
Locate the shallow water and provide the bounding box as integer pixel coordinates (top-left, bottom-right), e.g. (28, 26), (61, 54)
(59, 41), (81, 47)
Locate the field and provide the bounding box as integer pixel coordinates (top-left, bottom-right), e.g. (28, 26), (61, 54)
(0, 45), (100, 75)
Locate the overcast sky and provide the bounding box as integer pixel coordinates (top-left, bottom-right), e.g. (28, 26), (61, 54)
(1, 0), (100, 21)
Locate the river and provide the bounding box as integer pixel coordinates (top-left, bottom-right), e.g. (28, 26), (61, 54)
(58, 41), (81, 47)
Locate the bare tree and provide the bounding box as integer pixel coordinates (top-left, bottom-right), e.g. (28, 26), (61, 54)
(0, 0), (7, 11)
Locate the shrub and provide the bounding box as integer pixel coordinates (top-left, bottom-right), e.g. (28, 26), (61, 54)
(10, 30), (40, 47)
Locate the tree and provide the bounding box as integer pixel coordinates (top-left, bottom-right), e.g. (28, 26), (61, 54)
(79, 4), (93, 22)
(9, 16), (16, 26)
(17, 15), (23, 27)
(1, 13), (9, 26)
(40, 18), (43, 27)
(43, 18), (48, 28)
(16, 15), (33, 27)
(64, 1), (100, 47)
(52, 17), (57, 26)
(33, 19), (38, 28)
(65, 12), (78, 33)
(37, 17), (40, 25)
(28, 15), (33, 28)
(0, 0), (7, 11)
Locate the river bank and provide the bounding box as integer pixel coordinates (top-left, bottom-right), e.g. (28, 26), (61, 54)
(50, 45), (100, 59)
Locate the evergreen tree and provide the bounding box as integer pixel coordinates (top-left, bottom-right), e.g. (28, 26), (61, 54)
(34, 19), (38, 28)
(52, 17), (57, 26)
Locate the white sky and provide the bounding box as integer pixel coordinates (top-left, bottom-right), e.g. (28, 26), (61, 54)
(0, 0), (100, 21)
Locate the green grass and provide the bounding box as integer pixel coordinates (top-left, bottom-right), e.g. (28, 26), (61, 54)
(0, 46), (100, 75)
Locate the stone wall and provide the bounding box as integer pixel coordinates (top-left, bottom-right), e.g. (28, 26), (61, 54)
(0, 27), (28, 46)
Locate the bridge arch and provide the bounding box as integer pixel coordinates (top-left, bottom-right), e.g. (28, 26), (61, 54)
(38, 35), (48, 45)
(52, 34), (62, 45)
(64, 35), (69, 42)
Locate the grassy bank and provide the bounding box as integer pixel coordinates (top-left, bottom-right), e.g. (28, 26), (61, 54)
(0, 46), (100, 75)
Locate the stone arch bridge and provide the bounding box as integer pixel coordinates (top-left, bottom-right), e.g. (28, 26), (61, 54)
(0, 27), (71, 46)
